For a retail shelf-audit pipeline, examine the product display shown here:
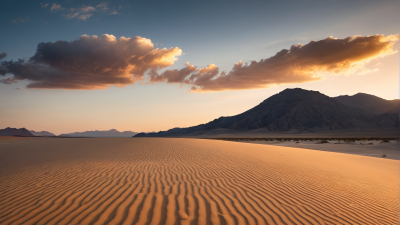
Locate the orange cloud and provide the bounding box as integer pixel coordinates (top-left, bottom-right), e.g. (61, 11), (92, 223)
(149, 62), (198, 83)
(1, 34), (397, 91)
(50, 3), (63, 13)
(151, 34), (399, 92)
(0, 34), (181, 89)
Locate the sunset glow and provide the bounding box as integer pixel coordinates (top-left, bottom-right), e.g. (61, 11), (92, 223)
(0, 0), (399, 134)
(1, 1), (399, 224)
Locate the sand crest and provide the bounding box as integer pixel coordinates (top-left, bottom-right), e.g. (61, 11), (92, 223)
(0, 138), (398, 224)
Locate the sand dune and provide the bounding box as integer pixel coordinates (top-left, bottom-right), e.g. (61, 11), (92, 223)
(0, 138), (398, 224)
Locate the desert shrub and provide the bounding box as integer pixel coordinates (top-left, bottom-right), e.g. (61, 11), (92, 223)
(320, 140), (329, 143)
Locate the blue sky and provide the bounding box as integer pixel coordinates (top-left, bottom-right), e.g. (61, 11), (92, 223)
(0, 0), (399, 134)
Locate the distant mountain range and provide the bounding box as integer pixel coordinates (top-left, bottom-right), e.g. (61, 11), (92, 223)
(135, 88), (399, 137)
(0, 127), (34, 137)
(29, 130), (56, 136)
(2, 89), (398, 138)
(0, 128), (138, 137)
(59, 129), (138, 137)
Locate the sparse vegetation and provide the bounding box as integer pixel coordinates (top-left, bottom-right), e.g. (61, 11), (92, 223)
(209, 137), (398, 143)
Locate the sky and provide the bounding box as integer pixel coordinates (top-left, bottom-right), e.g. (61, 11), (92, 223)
(0, 0), (399, 135)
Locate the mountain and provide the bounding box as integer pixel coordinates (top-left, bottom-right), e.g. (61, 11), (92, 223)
(370, 113), (400, 128)
(60, 129), (138, 137)
(334, 93), (400, 114)
(29, 130), (56, 136)
(0, 127), (34, 137)
(135, 88), (399, 137)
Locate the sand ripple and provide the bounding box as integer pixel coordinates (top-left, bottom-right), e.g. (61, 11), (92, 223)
(0, 138), (398, 224)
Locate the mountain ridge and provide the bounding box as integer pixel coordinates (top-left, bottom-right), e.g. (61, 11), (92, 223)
(0, 127), (34, 137)
(334, 93), (400, 114)
(29, 130), (56, 136)
(135, 88), (399, 137)
(60, 129), (138, 137)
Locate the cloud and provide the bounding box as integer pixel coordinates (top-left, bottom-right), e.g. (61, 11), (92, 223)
(12, 18), (25, 23)
(44, 2), (121, 20)
(0, 34), (182, 89)
(149, 62), (198, 84)
(0, 78), (16, 84)
(41, 2), (49, 9)
(0, 52), (6, 60)
(2, 34), (397, 91)
(12, 15), (29, 24)
(50, 3), (62, 12)
(96, 2), (109, 10)
(150, 34), (399, 92)
(63, 6), (96, 20)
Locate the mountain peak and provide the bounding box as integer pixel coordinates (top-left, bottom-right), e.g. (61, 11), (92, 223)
(0, 127), (34, 137)
(277, 88), (326, 98)
(136, 88), (395, 137)
(353, 92), (384, 99)
(280, 88), (319, 94)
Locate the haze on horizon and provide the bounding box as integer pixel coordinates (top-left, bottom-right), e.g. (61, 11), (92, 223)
(0, 0), (399, 135)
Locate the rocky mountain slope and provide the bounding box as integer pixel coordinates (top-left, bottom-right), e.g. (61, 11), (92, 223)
(334, 93), (399, 114)
(135, 88), (399, 137)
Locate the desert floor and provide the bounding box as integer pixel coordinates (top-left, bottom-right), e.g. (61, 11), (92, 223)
(0, 137), (398, 225)
(238, 140), (400, 160)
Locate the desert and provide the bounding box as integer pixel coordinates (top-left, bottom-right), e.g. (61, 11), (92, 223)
(218, 137), (400, 160)
(1, 1), (399, 224)
(0, 137), (398, 224)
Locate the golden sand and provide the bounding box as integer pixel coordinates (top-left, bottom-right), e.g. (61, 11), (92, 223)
(0, 138), (398, 224)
